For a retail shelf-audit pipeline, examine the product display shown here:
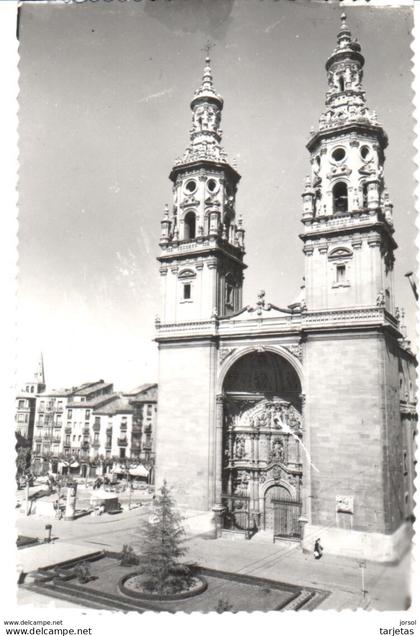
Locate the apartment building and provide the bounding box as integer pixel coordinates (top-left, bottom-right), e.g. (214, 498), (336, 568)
(29, 379), (158, 481)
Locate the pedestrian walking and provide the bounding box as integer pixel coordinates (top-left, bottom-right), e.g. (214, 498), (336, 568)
(314, 538), (323, 560)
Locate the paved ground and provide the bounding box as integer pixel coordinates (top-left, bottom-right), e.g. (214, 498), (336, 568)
(16, 504), (412, 612)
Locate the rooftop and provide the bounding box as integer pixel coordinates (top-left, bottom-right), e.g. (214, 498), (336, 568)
(68, 394), (118, 409)
(94, 396), (135, 415)
(123, 383), (157, 397)
(72, 380), (113, 397)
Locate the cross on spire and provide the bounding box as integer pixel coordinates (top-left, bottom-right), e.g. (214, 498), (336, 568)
(201, 40), (215, 62)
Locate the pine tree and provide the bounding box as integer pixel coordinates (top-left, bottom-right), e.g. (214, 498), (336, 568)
(135, 480), (192, 594)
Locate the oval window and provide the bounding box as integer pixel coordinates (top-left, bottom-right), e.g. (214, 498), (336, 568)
(184, 179), (197, 194)
(332, 147), (346, 162)
(360, 145), (370, 160)
(207, 178), (218, 193)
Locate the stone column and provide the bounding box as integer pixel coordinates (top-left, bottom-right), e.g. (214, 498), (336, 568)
(214, 394), (224, 505)
(64, 484), (77, 520)
(298, 393), (310, 529)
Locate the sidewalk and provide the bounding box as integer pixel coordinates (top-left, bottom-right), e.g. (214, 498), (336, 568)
(185, 532), (411, 611)
(16, 507), (412, 611)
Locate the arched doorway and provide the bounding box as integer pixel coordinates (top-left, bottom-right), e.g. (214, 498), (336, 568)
(220, 349), (303, 539)
(264, 483), (301, 538)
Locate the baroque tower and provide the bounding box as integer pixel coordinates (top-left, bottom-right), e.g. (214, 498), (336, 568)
(158, 55), (246, 323)
(155, 56), (246, 510)
(301, 13), (395, 312)
(301, 14), (410, 560)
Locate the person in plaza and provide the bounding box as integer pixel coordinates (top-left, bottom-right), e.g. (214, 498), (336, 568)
(314, 538), (323, 560)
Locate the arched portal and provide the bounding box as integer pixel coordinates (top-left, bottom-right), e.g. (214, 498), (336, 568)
(220, 350), (303, 539)
(223, 350), (302, 410)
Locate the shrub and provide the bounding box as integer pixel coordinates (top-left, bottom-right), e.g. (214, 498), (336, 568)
(120, 544), (139, 567)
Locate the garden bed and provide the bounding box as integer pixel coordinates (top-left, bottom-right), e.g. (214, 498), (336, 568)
(22, 553), (329, 612)
(120, 572), (207, 600)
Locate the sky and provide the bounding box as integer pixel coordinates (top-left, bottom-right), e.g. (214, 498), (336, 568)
(17, 0), (416, 391)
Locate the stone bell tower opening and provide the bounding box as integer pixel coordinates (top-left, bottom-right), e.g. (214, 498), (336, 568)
(220, 351), (303, 539)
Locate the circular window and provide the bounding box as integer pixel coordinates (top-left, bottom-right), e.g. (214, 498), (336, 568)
(360, 145), (370, 160)
(207, 178), (218, 193)
(184, 179), (197, 194)
(332, 147), (346, 163)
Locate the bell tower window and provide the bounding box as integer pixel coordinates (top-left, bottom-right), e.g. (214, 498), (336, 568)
(333, 182), (348, 213)
(362, 181), (369, 208)
(225, 273), (234, 310)
(184, 212), (196, 239)
(339, 75), (345, 92)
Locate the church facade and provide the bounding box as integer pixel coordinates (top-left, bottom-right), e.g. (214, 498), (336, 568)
(154, 15), (416, 562)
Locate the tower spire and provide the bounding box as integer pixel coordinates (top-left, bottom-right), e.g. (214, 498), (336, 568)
(159, 48), (245, 324)
(34, 352), (46, 392)
(301, 13), (397, 315)
(173, 49), (229, 168)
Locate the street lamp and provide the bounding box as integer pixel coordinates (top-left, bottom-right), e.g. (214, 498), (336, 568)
(44, 524), (52, 543)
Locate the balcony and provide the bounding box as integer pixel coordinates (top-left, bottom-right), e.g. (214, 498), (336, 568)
(64, 427), (72, 434)
(82, 428), (90, 436)
(92, 440), (100, 448)
(93, 423), (101, 432)
(117, 437), (128, 447)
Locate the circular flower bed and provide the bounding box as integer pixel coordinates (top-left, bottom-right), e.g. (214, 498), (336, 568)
(118, 572), (207, 601)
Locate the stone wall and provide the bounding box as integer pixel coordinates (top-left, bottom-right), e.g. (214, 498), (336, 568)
(304, 330), (403, 536)
(155, 340), (217, 510)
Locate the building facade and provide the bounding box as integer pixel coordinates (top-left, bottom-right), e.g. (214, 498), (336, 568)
(155, 15), (417, 561)
(30, 380), (157, 480)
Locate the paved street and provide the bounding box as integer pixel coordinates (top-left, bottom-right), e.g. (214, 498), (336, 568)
(16, 501), (411, 612)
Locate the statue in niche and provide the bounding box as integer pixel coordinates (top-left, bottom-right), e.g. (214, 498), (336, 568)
(344, 66), (352, 87)
(270, 438), (285, 463)
(233, 471), (249, 499)
(234, 436), (246, 459)
(272, 415), (282, 429)
(376, 290), (386, 307)
(285, 405), (302, 431)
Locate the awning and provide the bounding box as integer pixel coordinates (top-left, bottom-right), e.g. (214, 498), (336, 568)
(70, 461), (79, 468)
(112, 464), (126, 474)
(129, 464), (149, 477)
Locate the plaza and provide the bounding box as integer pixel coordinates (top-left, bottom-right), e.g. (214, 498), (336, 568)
(16, 497), (411, 611)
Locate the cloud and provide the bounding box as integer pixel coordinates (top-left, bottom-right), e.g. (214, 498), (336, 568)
(137, 88), (174, 104)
